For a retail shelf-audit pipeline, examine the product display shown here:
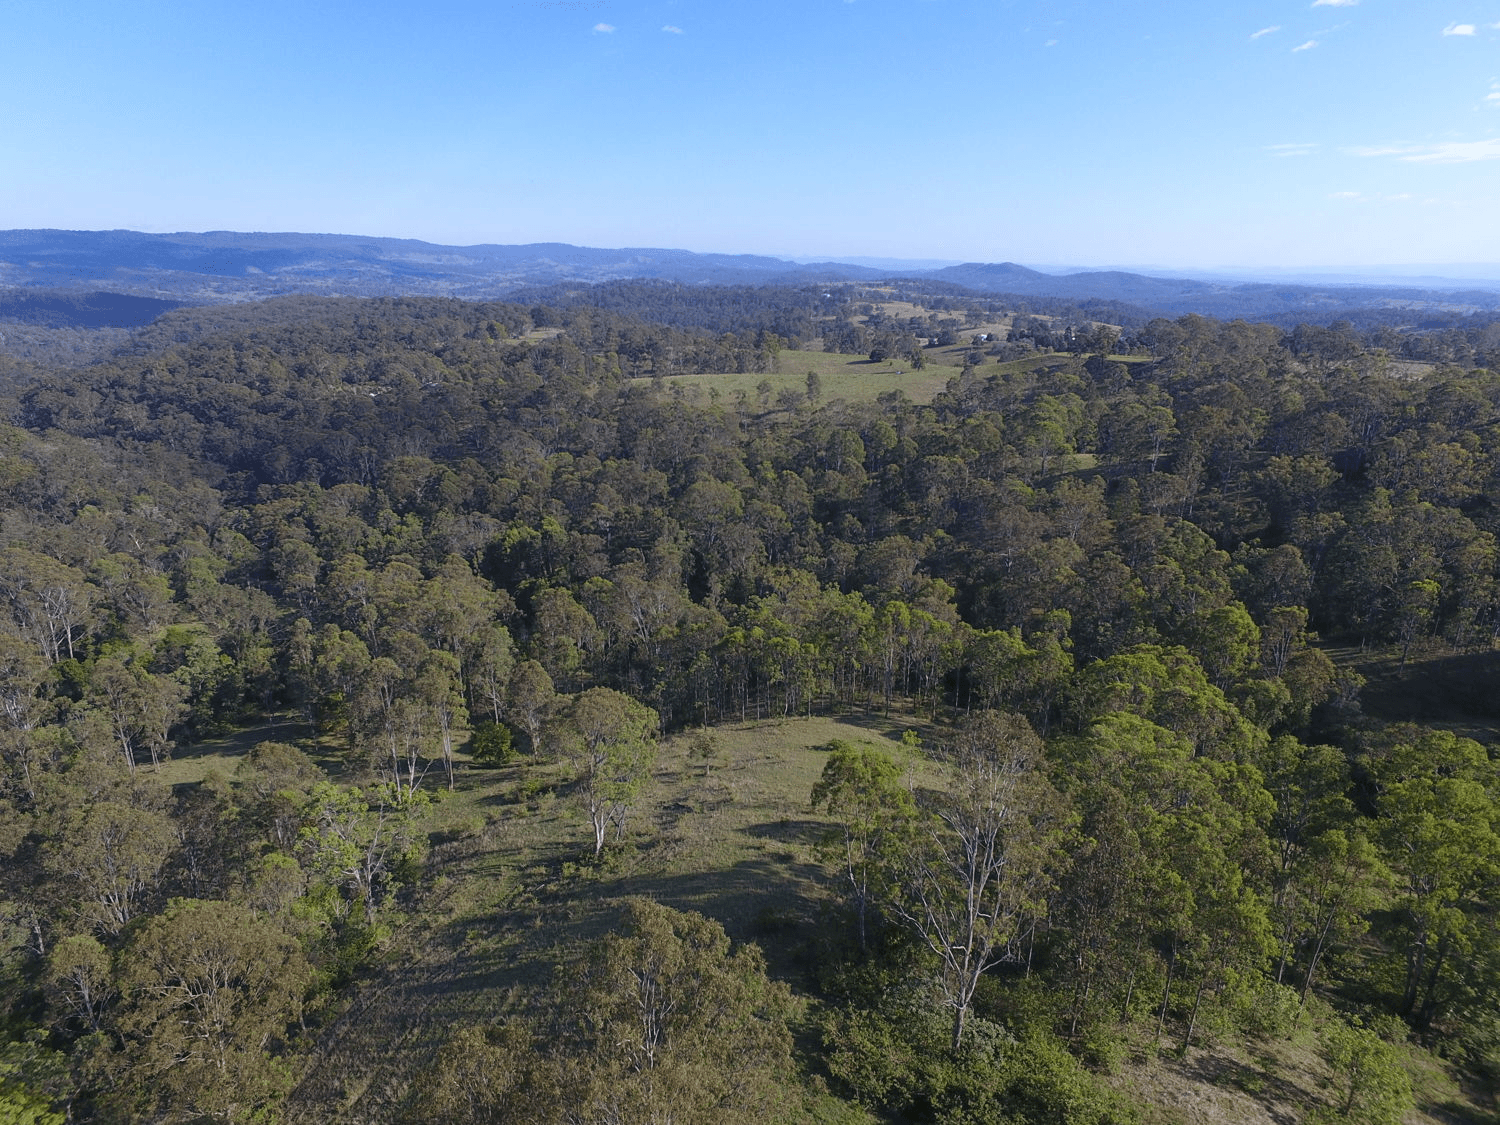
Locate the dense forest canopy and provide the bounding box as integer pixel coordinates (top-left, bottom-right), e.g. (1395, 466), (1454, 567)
(0, 281), (1497, 1123)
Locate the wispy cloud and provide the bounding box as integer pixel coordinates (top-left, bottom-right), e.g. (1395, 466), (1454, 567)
(662, 24), (683, 33)
(1266, 142), (1317, 156)
(1330, 191), (1418, 202)
(1251, 25), (1280, 39)
(593, 22), (615, 33)
(1292, 39), (1319, 51)
(1443, 22), (1477, 36)
(1312, 0), (1357, 6)
(1330, 191), (1363, 199)
(1350, 139), (1500, 163)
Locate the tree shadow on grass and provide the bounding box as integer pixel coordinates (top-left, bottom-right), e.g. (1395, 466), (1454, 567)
(1171, 1047), (1324, 1125)
(1357, 648), (1500, 734)
(819, 707), (935, 745)
(170, 716), (316, 766)
(742, 817), (826, 843)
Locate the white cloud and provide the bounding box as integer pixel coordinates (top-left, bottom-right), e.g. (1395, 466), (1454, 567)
(1402, 139), (1500, 162)
(662, 25), (683, 33)
(1443, 22), (1477, 36)
(1351, 139), (1500, 162)
(1329, 191), (1418, 202)
(1292, 39), (1319, 51)
(1251, 25), (1281, 39)
(593, 23), (615, 33)
(1266, 142), (1317, 156)
(1312, 0), (1357, 6)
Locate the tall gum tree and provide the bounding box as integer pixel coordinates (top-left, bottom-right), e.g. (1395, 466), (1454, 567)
(890, 711), (1070, 1050)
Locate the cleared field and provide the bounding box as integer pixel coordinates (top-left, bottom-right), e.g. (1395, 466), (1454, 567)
(631, 349), (959, 405)
(275, 712), (928, 1121)
(1324, 642), (1500, 744)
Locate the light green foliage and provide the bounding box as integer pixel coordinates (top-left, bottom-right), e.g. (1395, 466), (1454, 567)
(557, 899), (796, 1123)
(0, 1034), (68, 1125)
(823, 992), (1131, 1125)
(1069, 644), (1264, 762)
(888, 711), (1071, 1050)
(558, 687), (658, 857)
(10, 292), (1500, 1123)
(1051, 711), (1274, 1049)
(685, 727), (722, 777)
(0, 634), (51, 805)
(298, 781), (425, 924)
(83, 653), (190, 771)
(1312, 1017), (1413, 1125)
(233, 739), (323, 852)
(468, 719), (516, 766)
(414, 647), (468, 788)
(42, 798), (176, 937)
(1368, 727), (1500, 1030)
(402, 1021), (554, 1124)
(505, 658), (555, 755)
(810, 739), (917, 949)
(43, 934), (114, 1032)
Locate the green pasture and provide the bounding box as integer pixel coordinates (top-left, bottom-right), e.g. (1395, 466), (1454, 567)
(629, 342), (1153, 410)
(631, 350), (958, 406)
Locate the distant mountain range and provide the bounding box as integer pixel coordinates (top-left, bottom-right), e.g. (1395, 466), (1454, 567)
(3, 229), (1499, 323)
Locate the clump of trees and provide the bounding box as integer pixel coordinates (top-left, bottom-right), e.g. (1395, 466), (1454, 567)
(406, 900), (796, 1124)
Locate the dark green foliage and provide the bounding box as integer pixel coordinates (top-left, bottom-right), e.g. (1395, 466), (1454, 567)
(468, 719), (517, 765)
(822, 990), (1134, 1125)
(3, 289), (1500, 1120)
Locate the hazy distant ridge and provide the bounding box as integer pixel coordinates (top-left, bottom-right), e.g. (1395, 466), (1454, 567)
(2, 230), (1498, 318)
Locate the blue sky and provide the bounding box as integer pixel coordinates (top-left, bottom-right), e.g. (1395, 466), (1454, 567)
(4, 0), (1499, 269)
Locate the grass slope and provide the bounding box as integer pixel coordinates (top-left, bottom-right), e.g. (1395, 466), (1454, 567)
(278, 714), (920, 1122)
(158, 708), (1491, 1123)
(630, 350), (957, 406)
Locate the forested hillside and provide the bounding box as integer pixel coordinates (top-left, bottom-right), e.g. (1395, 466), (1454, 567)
(1, 284), (1498, 1123)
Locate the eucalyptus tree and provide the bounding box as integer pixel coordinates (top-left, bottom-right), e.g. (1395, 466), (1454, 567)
(103, 899), (311, 1123)
(889, 711), (1071, 1050)
(557, 687), (658, 857)
(810, 740), (917, 951)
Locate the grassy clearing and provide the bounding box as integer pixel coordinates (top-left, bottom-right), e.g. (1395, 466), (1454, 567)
(272, 711), (927, 1121)
(1324, 642), (1500, 744)
(632, 349), (958, 405)
(150, 716), (319, 787)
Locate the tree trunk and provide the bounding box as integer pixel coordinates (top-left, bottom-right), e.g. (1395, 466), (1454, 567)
(951, 1003), (968, 1053)
(1155, 949), (1176, 1041)
(1182, 978), (1206, 1053)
